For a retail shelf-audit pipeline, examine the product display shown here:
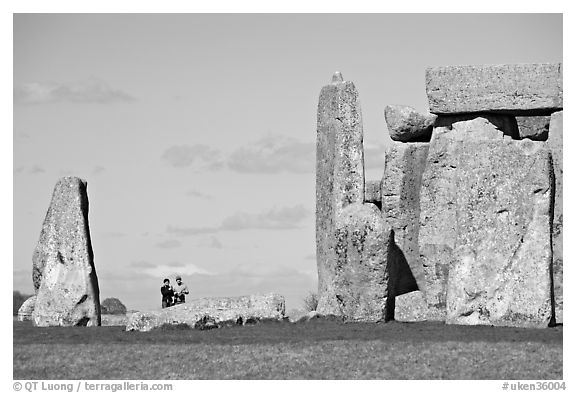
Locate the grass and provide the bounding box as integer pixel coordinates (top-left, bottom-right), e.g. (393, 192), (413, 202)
(13, 319), (562, 379)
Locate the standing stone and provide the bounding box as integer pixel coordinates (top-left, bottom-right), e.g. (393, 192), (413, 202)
(419, 116), (519, 316)
(381, 142), (429, 296)
(548, 111), (563, 323)
(32, 177), (101, 327)
(17, 295), (36, 322)
(316, 73), (367, 315)
(384, 105), (437, 142)
(446, 140), (553, 328)
(333, 203), (391, 321)
(426, 63), (563, 115)
(516, 116), (550, 141)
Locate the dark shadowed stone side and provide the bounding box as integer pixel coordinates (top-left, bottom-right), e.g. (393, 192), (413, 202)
(548, 111), (563, 323)
(419, 116), (520, 316)
(316, 73), (366, 315)
(381, 142), (429, 297)
(446, 140), (553, 328)
(516, 116), (550, 141)
(434, 113), (520, 139)
(333, 203), (391, 322)
(384, 105), (437, 142)
(426, 63), (563, 115)
(32, 177), (101, 327)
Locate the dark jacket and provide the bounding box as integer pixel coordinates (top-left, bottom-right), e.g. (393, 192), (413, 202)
(161, 285), (174, 302)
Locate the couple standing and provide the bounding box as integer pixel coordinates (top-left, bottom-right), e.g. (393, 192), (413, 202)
(161, 276), (189, 308)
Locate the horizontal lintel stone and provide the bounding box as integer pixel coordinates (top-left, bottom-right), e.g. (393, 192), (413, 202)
(426, 63), (563, 115)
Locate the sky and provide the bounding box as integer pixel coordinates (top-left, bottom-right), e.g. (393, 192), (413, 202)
(13, 13), (563, 312)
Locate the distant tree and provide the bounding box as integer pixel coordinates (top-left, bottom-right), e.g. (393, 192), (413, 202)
(100, 297), (127, 315)
(302, 292), (319, 312)
(13, 291), (33, 316)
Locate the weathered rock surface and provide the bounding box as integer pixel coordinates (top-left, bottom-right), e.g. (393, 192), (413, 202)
(316, 73), (370, 316)
(126, 293), (285, 332)
(382, 142), (429, 296)
(548, 111), (563, 323)
(332, 203), (392, 322)
(517, 116), (550, 141)
(17, 295), (36, 322)
(426, 63), (563, 115)
(420, 118), (554, 328)
(394, 291), (433, 322)
(419, 116), (539, 318)
(364, 180), (381, 208)
(384, 105), (437, 142)
(32, 177), (101, 327)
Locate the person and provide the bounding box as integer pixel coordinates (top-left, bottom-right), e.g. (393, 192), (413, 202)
(172, 275), (189, 305)
(161, 278), (174, 308)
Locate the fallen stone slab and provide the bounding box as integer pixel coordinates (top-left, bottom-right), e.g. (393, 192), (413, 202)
(548, 111), (563, 324)
(384, 105), (437, 142)
(517, 115), (550, 141)
(126, 293), (285, 332)
(17, 295), (36, 322)
(32, 177), (101, 327)
(426, 63), (563, 115)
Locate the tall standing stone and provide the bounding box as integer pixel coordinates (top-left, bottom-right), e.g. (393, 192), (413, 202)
(419, 116), (519, 315)
(316, 73), (390, 320)
(334, 203), (391, 321)
(446, 139), (553, 328)
(381, 142), (429, 296)
(548, 111), (563, 323)
(32, 177), (101, 326)
(426, 63), (563, 115)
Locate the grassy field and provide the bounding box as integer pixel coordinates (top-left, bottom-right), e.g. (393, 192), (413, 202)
(13, 319), (562, 380)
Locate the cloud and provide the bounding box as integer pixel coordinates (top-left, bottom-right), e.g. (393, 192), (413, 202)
(92, 166), (106, 175)
(161, 135), (314, 174)
(161, 144), (224, 170)
(166, 225), (218, 236)
(208, 237), (223, 249)
(185, 189), (213, 199)
(140, 263), (213, 279)
(167, 205), (310, 236)
(14, 79), (135, 105)
(220, 205), (309, 231)
(13, 164), (45, 175)
(195, 236), (224, 249)
(364, 143), (387, 170)
(155, 239), (182, 249)
(227, 135), (314, 174)
(101, 231), (127, 239)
